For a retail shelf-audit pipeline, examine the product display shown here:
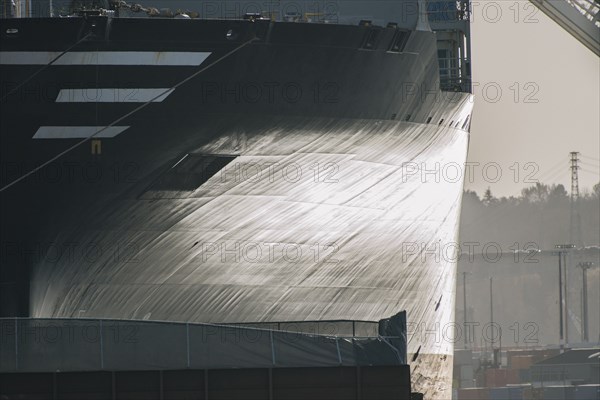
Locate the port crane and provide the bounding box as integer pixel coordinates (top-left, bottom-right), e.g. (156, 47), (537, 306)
(529, 0), (599, 56)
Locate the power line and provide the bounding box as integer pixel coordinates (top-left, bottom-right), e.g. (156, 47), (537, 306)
(580, 161), (600, 169)
(579, 168), (599, 176)
(537, 159), (568, 181)
(580, 154), (600, 163)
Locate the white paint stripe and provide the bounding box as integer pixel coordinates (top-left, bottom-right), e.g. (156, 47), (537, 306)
(0, 51), (211, 66)
(55, 88), (174, 103)
(33, 126), (129, 139)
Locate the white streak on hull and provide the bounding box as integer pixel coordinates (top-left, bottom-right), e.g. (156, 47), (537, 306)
(33, 126), (129, 139)
(0, 51), (211, 66)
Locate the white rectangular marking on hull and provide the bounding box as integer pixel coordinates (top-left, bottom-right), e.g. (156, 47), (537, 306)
(33, 126), (129, 139)
(0, 51), (211, 66)
(55, 88), (174, 103)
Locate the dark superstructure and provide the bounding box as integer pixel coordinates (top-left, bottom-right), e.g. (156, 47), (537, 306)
(1, 1), (473, 398)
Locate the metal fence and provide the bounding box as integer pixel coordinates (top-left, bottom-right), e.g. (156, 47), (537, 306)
(0, 318), (406, 373)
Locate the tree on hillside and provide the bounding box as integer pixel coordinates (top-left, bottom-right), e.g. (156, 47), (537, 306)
(482, 187), (496, 207)
(463, 190), (481, 203)
(548, 184), (569, 204)
(521, 182), (549, 203)
(461, 182), (599, 248)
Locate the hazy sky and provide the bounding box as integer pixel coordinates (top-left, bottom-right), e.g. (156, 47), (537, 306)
(466, 0), (599, 197)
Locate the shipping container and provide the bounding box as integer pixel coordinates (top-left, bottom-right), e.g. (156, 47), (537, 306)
(460, 379), (475, 389)
(542, 385), (575, 400)
(521, 385), (534, 400)
(489, 386), (524, 400)
(456, 349), (474, 366)
(461, 365), (475, 381)
(458, 387), (490, 400)
(486, 369), (520, 387)
(511, 355), (534, 370)
(574, 384), (600, 400)
(518, 369), (531, 383)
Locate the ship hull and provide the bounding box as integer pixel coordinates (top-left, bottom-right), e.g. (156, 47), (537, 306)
(0, 16), (472, 399)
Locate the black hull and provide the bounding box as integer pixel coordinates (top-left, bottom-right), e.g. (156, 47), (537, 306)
(0, 16), (472, 399)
